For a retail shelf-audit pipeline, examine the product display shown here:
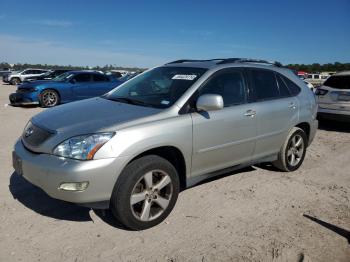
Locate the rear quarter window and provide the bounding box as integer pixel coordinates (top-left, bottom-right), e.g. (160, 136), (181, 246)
(281, 75), (301, 96)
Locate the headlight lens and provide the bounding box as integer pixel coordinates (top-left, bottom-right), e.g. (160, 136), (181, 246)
(53, 132), (115, 160)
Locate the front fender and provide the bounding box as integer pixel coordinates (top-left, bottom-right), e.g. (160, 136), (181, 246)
(94, 115), (193, 176)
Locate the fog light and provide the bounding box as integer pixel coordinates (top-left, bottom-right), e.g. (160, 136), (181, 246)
(59, 182), (89, 191)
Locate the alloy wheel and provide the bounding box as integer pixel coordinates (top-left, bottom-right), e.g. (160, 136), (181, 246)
(42, 91), (58, 107)
(287, 134), (304, 167)
(130, 170), (173, 222)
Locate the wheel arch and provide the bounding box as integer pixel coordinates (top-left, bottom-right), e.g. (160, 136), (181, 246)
(295, 122), (310, 142)
(125, 146), (187, 190)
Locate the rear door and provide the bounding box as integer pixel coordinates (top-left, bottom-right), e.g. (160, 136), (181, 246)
(71, 73), (93, 100)
(248, 68), (299, 159)
(90, 74), (115, 96)
(191, 68), (257, 177)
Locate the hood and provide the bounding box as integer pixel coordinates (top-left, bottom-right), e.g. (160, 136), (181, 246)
(31, 97), (163, 134)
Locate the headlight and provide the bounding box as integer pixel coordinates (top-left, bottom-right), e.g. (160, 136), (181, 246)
(53, 132), (115, 160)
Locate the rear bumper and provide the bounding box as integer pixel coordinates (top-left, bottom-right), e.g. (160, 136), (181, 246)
(318, 112), (350, 122)
(318, 107), (350, 122)
(318, 106), (350, 116)
(9, 92), (39, 106)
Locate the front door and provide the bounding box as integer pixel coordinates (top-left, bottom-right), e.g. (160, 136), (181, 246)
(191, 68), (257, 177)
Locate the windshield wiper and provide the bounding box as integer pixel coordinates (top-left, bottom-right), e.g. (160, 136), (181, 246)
(105, 96), (157, 108)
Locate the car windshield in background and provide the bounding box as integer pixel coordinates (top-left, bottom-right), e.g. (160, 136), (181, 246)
(103, 67), (207, 108)
(52, 72), (73, 81)
(324, 75), (350, 89)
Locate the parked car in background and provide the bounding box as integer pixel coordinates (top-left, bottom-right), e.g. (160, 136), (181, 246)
(305, 73), (328, 87)
(0, 68), (12, 77)
(4, 69), (49, 85)
(9, 71), (122, 107)
(316, 71), (350, 122)
(12, 58), (318, 230)
(24, 69), (71, 82)
(304, 80), (314, 90)
(118, 72), (142, 82)
(105, 71), (123, 79)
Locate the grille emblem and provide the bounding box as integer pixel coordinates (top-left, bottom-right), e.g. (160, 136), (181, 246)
(24, 127), (34, 137)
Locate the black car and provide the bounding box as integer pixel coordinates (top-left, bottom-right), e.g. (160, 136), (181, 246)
(24, 69), (71, 82)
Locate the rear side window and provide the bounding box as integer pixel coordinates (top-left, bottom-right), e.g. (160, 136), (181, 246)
(281, 76), (301, 96)
(324, 75), (350, 90)
(74, 73), (91, 82)
(251, 69), (279, 100)
(92, 74), (109, 82)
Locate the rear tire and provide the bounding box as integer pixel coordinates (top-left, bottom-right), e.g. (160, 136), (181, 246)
(110, 155), (180, 230)
(39, 89), (60, 107)
(272, 127), (307, 172)
(10, 78), (21, 85)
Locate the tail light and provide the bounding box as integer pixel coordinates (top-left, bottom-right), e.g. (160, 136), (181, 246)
(315, 89), (328, 96)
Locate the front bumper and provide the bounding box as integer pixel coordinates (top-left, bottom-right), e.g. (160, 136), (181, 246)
(13, 140), (129, 208)
(9, 92), (39, 106)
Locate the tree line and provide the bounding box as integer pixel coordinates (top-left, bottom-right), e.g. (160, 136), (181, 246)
(286, 62), (350, 73)
(0, 62), (145, 72)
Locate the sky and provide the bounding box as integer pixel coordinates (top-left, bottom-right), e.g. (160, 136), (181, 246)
(0, 0), (349, 68)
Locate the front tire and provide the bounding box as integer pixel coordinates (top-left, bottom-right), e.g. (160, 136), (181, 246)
(10, 78), (21, 85)
(110, 155), (180, 230)
(39, 89), (60, 107)
(272, 127), (307, 172)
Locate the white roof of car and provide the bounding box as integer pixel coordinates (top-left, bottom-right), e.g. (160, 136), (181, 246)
(334, 71), (350, 76)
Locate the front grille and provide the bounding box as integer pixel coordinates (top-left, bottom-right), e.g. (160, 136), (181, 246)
(22, 122), (53, 146)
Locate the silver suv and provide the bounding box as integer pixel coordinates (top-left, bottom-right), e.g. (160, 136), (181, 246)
(13, 58), (318, 230)
(316, 71), (350, 122)
(4, 68), (49, 85)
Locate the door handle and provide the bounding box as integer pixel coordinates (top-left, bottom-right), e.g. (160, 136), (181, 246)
(244, 110), (256, 117)
(289, 102), (297, 109)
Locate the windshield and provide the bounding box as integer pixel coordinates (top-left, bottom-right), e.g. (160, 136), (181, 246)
(103, 67), (207, 108)
(53, 72), (73, 81)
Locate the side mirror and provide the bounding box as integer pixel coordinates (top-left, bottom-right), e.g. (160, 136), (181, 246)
(196, 94), (224, 112)
(69, 78), (76, 84)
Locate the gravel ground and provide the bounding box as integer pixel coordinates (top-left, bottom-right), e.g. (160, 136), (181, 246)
(0, 83), (349, 262)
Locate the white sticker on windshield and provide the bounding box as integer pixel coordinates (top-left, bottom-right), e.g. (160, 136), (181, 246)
(161, 100), (170, 105)
(172, 74), (197, 81)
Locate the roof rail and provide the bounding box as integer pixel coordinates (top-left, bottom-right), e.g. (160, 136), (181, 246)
(166, 58), (282, 67)
(166, 59), (223, 64)
(217, 58), (282, 67)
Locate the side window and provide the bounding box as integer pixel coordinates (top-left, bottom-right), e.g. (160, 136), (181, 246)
(22, 70), (32, 75)
(276, 74), (291, 97)
(199, 70), (246, 107)
(92, 74), (109, 82)
(251, 69), (279, 100)
(73, 73), (91, 82)
(281, 75), (301, 96)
